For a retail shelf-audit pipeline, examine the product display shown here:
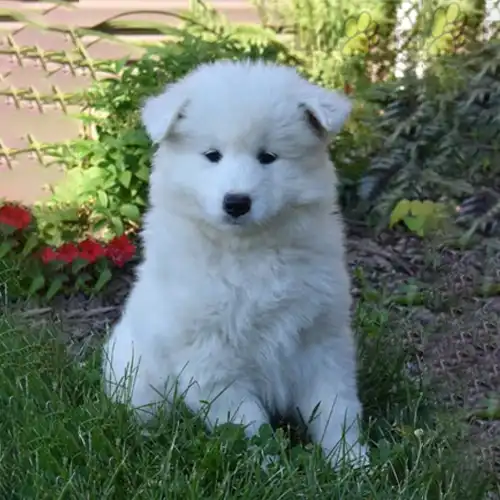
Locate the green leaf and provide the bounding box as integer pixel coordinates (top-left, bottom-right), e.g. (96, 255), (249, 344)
(134, 195), (147, 207)
(0, 224), (16, 237)
(46, 274), (69, 301)
(21, 233), (40, 258)
(404, 216), (426, 236)
(28, 274), (45, 296)
(102, 176), (119, 191)
(120, 204), (141, 222)
(409, 200), (423, 215)
(110, 56), (130, 74)
(390, 199), (411, 228)
(75, 272), (92, 291)
(111, 217), (124, 236)
(418, 200), (437, 217)
(97, 190), (109, 208)
(119, 170), (132, 189)
(134, 165), (150, 181)
(0, 240), (14, 259)
(71, 257), (89, 275)
(93, 267), (112, 293)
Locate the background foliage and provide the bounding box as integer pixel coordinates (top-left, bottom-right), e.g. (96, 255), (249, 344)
(2, 0), (500, 243)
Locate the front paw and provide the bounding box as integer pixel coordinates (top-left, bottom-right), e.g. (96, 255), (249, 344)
(327, 441), (370, 471)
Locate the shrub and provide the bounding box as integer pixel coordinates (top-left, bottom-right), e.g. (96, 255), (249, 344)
(389, 199), (452, 237)
(256, 0), (399, 87)
(357, 41), (500, 230)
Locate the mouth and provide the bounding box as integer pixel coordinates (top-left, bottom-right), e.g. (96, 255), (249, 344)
(222, 214), (252, 227)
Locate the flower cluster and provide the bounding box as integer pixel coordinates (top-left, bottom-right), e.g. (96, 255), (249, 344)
(0, 201), (137, 299)
(39, 235), (136, 268)
(0, 203), (32, 230)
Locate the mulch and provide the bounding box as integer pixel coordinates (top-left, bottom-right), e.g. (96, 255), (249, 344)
(348, 228), (500, 475)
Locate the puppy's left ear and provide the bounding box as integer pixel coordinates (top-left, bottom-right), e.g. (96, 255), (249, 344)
(141, 84), (188, 144)
(300, 85), (352, 137)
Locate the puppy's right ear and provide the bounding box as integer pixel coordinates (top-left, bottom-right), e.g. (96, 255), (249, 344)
(141, 85), (187, 144)
(299, 85), (352, 138)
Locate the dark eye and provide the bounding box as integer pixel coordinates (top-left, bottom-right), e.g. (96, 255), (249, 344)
(203, 149), (222, 163)
(257, 151), (278, 165)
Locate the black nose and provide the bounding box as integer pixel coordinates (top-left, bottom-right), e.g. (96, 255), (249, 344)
(223, 193), (252, 218)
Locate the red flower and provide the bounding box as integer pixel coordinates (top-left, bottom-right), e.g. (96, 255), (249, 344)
(78, 239), (106, 264)
(0, 203), (32, 230)
(56, 242), (79, 264)
(40, 246), (59, 264)
(105, 235), (136, 268)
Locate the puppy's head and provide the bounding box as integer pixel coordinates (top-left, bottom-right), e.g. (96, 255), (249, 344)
(142, 60), (351, 231)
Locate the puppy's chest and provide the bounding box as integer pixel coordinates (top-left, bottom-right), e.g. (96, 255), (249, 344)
(180, 253), (332, 348)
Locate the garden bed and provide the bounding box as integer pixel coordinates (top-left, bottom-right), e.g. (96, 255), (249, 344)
(2, 226), (499, 497)
(5, 223), (499, 489)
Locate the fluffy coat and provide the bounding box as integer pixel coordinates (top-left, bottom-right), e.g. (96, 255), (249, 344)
(102, 60), (368, 468)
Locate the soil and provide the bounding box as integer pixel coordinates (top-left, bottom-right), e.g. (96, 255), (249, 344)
(347, 228), (500, 475)
(12, 226), (500, 477)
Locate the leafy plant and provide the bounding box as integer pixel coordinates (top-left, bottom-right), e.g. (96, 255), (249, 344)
(456, 188), (500, 237)
(389, 199), (450, 237)
(0, 201), (136, 301)
(357, 41), (500, 230)
(254, 0), (399, 89)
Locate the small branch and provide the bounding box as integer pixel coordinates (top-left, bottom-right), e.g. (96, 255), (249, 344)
(19, 307), (53, 317)
(65, 306), (118, 319)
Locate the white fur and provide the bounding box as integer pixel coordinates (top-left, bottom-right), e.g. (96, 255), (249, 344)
(102, 60), (368, 469)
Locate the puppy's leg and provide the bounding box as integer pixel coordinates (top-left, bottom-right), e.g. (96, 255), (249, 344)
(184, 381), (278, 470)
(183, 381), (269, 437)
(103, 332), (170, 423)
(294, 333), (368, 469)
(177, 370), (283, 470)
(106, 365), (169, 424)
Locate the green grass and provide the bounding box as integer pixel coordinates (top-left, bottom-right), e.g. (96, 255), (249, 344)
(0, 298), (493, 499)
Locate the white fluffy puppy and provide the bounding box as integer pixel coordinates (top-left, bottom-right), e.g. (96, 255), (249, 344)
(102, 59), (368, 469)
